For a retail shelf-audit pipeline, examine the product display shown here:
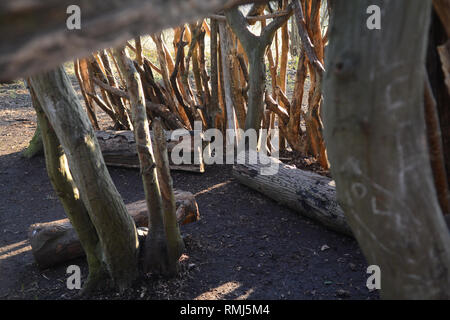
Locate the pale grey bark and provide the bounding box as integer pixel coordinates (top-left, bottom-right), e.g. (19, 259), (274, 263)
(225, 4), (293, 132)
(112, 47), (170, 275)
(233, 158), (351, 236)
(323, 0), (450, 299)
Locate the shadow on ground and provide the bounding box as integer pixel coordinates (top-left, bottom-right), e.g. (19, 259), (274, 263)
(0, 150), (378, 300)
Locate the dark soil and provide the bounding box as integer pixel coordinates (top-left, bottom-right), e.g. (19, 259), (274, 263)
(0, 79), (379, 300)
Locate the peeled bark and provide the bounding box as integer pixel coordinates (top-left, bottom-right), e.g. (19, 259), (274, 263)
(218, 21), (238, 143)
(209, 18), (221, 129)
(77, 59), (100, 130)
(278, 0), (290, 104)
(29, 66), (139, 291)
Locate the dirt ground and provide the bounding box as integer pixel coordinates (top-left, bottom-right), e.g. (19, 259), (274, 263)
(0, 79), (379, 300)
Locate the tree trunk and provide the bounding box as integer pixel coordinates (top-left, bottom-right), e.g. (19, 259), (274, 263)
(209, 18), (221, 129)
(152, 119), (185, 276)
(31, 85), (107, 294)
(225, 5), (293, 133)
(323, 0), (450, 299)
(245, 47), (267, 132)
(77, 59), (100, 130)
(427, 9), (450, 201)
(218, 21), (239, 143)
(22, 121), (43, 159)
(233, 157), (351, 236)
(113, 48), (170, 276)
(29, 66), (139, 291)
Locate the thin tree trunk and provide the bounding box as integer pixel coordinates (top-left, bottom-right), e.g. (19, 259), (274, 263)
(22, 121), (43, 159)
(77, 59), (100, 130)
(152, 34), (179, 116)
(218, 21), (239, 143)
(209, 18), (221, 129)
(112, 48), (170, 275)
(225, 5), (293, 133)
(135, 37), (144, 67)
(152, 118), (185, 276)
(30, 86), (107, 294)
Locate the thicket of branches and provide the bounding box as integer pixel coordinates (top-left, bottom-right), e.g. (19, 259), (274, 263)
(75, 0), (330, 168)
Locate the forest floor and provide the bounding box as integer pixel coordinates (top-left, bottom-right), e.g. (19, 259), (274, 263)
(0, 76), (379, 300)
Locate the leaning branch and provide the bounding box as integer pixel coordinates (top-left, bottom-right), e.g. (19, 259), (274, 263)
(292, 0), (325, 74)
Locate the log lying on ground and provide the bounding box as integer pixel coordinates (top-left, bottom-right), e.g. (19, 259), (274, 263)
(232, 155), (352, 236)
(95, 130), (205, 173)
(29, 190), (200, 269)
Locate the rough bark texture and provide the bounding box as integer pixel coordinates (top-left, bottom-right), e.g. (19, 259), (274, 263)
(29, 190), (199, 269)
(218, 21), (239, 143)
(0, 0), (268, 81)
(225, 4), (293, 132)
(152, 119), (185, 276)
(113, 47), (169, 276)
(31, 86), (107, 293)
(424, 75), (450, 215)
(22, 121), (43, 159)
(29, 66), (139, 291)
(209, 18), (221, 129)
(323, 0), (450, 299)
(233, 157), (351, 236)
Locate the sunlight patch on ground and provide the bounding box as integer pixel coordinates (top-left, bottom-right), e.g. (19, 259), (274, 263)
(194, 281), (241, 300)
(0, 240), (32, 261)
(194, 180), (232, 197)
(235, 288), (255, 300)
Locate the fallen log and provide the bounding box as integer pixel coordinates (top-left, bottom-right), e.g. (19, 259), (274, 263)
(29, 190), (200, 269)
(232, 155), (352, 236)
(95, 130), (205, 173)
